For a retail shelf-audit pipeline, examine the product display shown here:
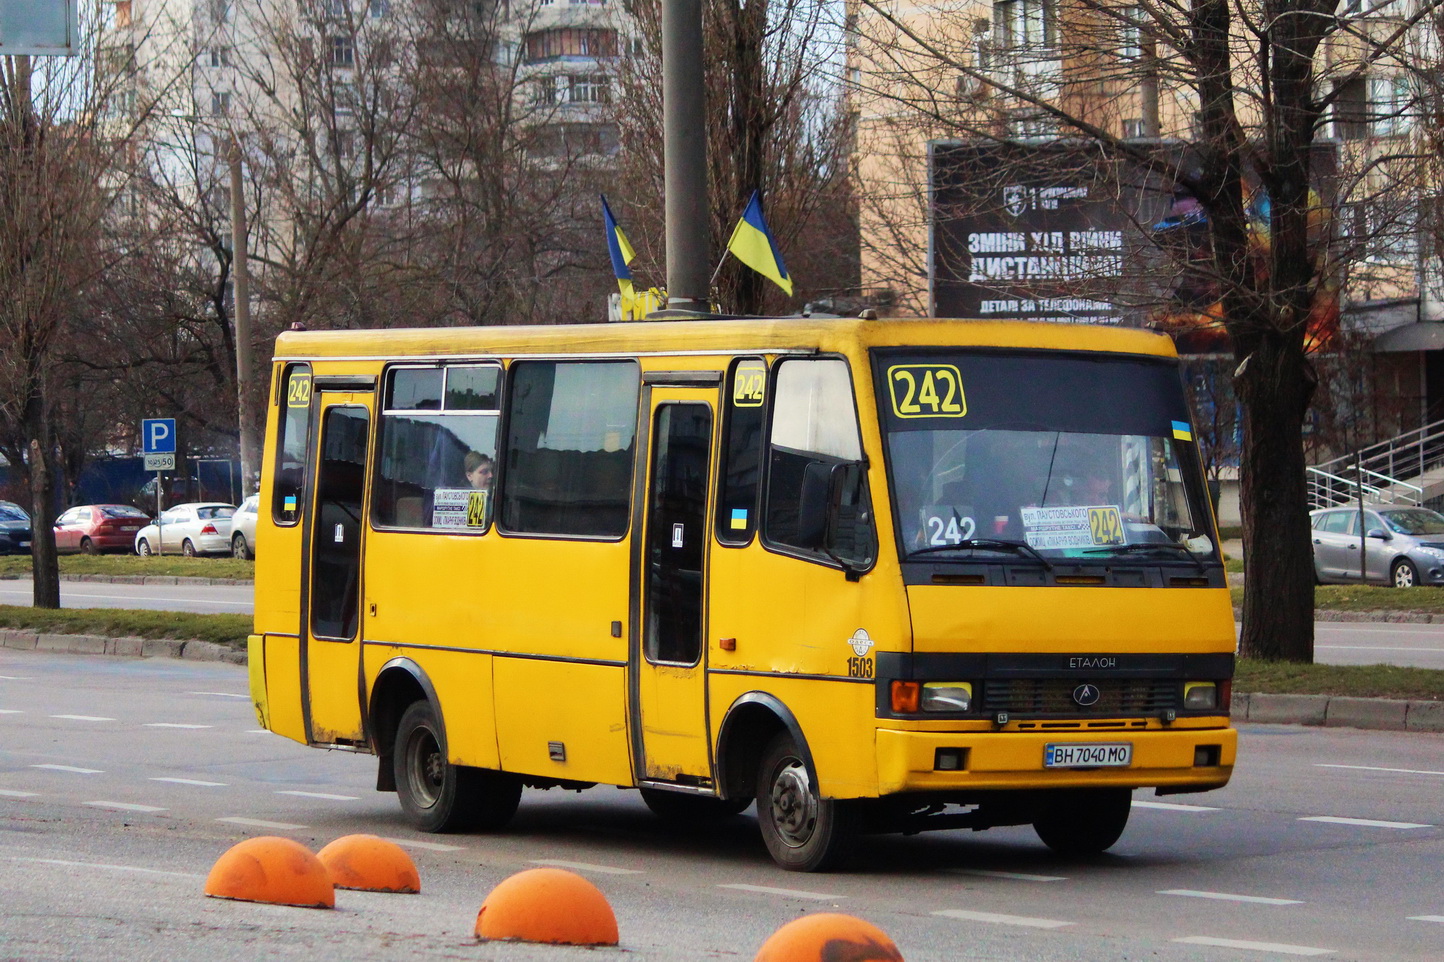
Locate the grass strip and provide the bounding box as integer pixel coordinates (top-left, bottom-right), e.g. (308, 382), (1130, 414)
(1231, 585), (1444, 614)
(0, 605), (251, 648)
(1236, 659), (1444, 701)
(0, 555), (254, 580)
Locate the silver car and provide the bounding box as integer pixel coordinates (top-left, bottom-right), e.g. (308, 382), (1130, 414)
(134, 502), (237, 557)
(1310, 505), (1444, 588)
(230, 494), (259, 560)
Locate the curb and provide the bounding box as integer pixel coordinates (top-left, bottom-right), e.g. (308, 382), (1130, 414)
(0, 628), (246, 665)
(0, 573), (254, 587)
(1231, 692), (1443, 733)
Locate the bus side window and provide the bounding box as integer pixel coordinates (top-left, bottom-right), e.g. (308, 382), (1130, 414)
(272, 363), (312, 525)
(372, 364), (502, 533)
(715, 357), (767, 545)
(763, 358), (875, 566)
(500, 360), (639, 538)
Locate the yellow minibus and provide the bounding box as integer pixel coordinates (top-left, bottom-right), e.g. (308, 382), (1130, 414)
(248, 316), (1236, 871)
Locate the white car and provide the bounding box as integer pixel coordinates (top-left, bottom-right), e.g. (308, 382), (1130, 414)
(230, 494), (259, 560)
(134, 502), (237, 557)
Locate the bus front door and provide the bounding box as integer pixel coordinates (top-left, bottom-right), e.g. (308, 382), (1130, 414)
(632, 388), (715, 784)
(302, 395), (371, 746)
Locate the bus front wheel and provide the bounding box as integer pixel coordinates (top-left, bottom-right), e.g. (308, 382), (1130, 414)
(1032, 788), (1132, 856)
(394, 700), (521, 833)
(755, 732), (858, 872)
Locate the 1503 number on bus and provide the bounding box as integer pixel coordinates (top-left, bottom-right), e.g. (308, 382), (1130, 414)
(1043, 743), (1133, 768)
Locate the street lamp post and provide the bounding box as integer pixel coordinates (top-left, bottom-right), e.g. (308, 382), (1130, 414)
(228, 139), (259, 497)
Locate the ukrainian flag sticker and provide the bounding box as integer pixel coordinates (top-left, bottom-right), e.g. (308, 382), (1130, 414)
(730, 508), (748, 530)
(1171, 421), (1193, 441)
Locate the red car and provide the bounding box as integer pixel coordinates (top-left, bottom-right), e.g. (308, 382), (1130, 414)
(54, 504), (153, 554)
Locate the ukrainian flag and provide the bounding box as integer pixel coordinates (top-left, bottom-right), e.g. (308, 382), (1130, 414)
(1172, 420), (1193, 441)
(601, 194), (636, 301)
(726, 190), (792, 296)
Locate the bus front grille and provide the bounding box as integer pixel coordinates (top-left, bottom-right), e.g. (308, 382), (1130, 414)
(982, 679), (1178, 715)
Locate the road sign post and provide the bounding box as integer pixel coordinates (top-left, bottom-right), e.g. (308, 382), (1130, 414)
(142, 419), (177, 554)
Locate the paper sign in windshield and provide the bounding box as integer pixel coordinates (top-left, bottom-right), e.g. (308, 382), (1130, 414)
(433, 488), (488, 528)
(1021, 505), (1126, 549)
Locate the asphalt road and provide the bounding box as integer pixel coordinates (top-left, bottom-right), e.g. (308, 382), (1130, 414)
(10, 577), (1444, 671)
(0, 649), (1441, 960)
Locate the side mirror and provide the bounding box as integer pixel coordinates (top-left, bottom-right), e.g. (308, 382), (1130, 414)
(795, 461), (832, 550)
(1366, 527), (1390, 540)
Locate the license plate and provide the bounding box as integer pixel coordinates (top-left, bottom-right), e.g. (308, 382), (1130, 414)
(1044, 742), (1132, 768)
(122, 526), (138, 531)
(19, 541), (30, 548)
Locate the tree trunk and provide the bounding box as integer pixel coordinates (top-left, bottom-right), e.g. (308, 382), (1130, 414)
(1235, 336), (1315, 661)
(26, 430), (60, 609)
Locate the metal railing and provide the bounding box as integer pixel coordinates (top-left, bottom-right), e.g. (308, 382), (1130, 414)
(1306, 464), (1422, 509)
(1309, 416), (1444, 510)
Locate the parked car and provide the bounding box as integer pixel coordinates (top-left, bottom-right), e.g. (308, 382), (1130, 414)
(230, 494), (258, 560)
(54, 504), (152, 554)
(134, 502), (237, 557)
(1310, 505), (1444, 588)
(0, 500), (31, 555)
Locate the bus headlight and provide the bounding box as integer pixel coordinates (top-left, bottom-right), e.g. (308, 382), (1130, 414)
(922, 682), (972, 712)
(1183, 682), (1218, 710)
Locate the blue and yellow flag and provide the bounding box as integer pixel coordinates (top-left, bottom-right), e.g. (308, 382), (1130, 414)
(600, 194), (636, 301)
(726, 190), (792, 296)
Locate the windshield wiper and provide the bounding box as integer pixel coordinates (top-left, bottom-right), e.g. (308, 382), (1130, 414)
(908, 538), (1053, 570)
(1080, 541), (1208, 572)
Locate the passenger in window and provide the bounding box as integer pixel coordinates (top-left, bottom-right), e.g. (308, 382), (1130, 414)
(465, 451), (494, 491)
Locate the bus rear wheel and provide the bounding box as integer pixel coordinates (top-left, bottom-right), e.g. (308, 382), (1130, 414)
(755, 732), (858, 872)
(1032, 788), (1132, 856)
(394, 700), (521, 833)
(639, 787), (751, 822)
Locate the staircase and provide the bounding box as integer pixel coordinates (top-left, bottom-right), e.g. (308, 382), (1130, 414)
(1307, 418), (1444, 510)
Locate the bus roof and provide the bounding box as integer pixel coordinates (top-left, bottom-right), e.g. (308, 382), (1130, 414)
(272, 317), (1178, 362)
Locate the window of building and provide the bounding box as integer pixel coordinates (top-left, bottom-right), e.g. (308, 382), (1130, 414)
(993, 0), (1055, 49)
(373, 365), (503, 532)
(208, 46), (231, 67)
(331, 35), (355, 67)
(569, 74), (610, 103)
(499, 360), (638, 537)
(1371, 74), (1413, 136)
(322, 0), (350, 17)
(1122, 117), (1145, 139)
(1118, 7), (1140, 59)
(211, 91), (231, 115)
(369, 0), (390, 15)
(523, 28), (618, 62)
(211, 0), (231, 23)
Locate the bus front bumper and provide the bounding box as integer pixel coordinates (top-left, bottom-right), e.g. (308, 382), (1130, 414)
(875, 723), (1236, 795)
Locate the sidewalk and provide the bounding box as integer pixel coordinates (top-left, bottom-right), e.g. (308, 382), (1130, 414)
(3, 628), (1439, 734)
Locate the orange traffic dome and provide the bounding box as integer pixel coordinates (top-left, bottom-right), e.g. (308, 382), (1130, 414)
(474, 867), (619, 945)
(755, 913), (902, 961)
(204, 836), (335, 909)
(317, 834), (420, 893)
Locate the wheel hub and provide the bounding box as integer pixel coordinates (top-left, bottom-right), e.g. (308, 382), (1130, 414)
(768, 759), (817, 847)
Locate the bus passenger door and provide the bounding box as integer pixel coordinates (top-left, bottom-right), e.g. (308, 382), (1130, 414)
(302, 394), (372, 745)
(632, 387), (716, 784)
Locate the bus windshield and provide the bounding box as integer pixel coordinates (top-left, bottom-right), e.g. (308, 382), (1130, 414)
(874, 349), (1220, 564)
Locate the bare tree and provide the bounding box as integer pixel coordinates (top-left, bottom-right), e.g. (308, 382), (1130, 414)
(612, 0), (857, 314)
(849, 0), (1444, 661)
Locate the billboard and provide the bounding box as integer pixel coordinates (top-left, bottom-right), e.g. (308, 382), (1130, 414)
(929, 139), (1340, 353)
(0, 0), (79, 57)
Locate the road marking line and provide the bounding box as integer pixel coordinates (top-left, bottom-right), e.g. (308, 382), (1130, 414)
(1408, 915), (1444, 923)
(1316, 644), (1444, 652)
(275, 790), (359, 801)
(144, 723), (214, 729)
(245, 730), (271, 734)
(11, 857), (203, 879)
(1317, 764), (1444, 777)
(1133, 800), (1220, 812)
(718, 883), (839, 900)
(30, 764), (102, 774)
(933, 909), (1072, 929)
(150, 777), (227, 787)
(528, 859), (643, 876)
(380, 837), (465, 852)
(216, 817), (308, 830)
(0, 789), (39, 797)
(189, 691), (249, 699)
(1159, 889), (1303, 905)
(949, 869), (1067, 882)
(1299, 815), (1432, 829)
(1173, 936), (1332, 955)
(0, 675), (31, 680)
(85, 801), (168, 813)
(0, 709), (22, 714)
(50, 715), (116, 722)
